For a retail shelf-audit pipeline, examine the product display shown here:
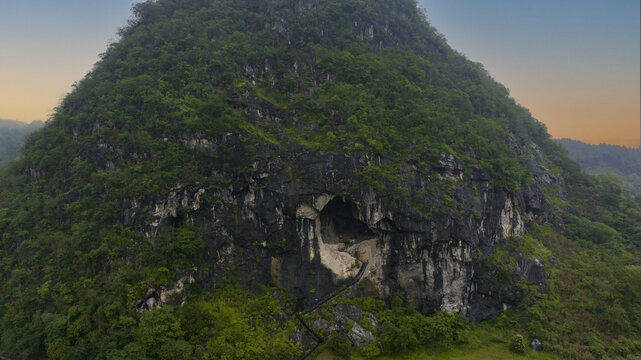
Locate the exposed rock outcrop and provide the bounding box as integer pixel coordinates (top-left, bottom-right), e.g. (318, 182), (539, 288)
(136, 275), (195, 312)
(123, 132), (556, 321)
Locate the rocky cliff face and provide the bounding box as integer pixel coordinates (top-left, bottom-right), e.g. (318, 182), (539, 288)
(123, 129), (557, 321)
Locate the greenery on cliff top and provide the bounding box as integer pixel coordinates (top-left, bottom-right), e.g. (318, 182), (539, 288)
(0, 0), (640, 359)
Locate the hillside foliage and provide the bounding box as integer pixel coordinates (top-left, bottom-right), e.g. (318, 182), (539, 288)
(558, 138), (641, 195)
(0, 1), (639, 359)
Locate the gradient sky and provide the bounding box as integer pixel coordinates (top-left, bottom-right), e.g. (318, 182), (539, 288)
(420, 0), (640, 147)
(1, 1), (639, 147)
(0, 0), (137, 122)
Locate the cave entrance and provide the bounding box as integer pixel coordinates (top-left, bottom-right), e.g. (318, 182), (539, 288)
(319, 197), (375, 247)
(315, 196), (382, 291)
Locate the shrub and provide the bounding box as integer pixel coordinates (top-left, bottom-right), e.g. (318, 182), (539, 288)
(379, 322), (416, 354)
(509, 334), (525, 354)
(415, 311), (467, 347)
(326, 332), (352, 359)
(359, 342), (381, 359)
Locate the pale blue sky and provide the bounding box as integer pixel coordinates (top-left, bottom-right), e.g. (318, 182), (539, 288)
(1, 0), (639, 146)
(419, 0), (640, 147)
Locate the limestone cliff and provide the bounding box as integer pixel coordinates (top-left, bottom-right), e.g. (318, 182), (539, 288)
(123, 131), (557, 321)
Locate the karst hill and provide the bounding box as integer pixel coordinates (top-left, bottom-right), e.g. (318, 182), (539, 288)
(0, 1), (639, 359)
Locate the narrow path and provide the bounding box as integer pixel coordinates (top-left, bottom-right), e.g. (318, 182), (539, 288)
(304, 262), (369, 315)
(295, 312), (323, 343)
(296, 262), (369, 360)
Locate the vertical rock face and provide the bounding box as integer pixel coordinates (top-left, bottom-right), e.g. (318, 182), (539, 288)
(127, 134), (553, 321)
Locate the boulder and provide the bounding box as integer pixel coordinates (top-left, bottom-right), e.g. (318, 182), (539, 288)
(530, 338), (542, 352)
(348, 322), (376, 349)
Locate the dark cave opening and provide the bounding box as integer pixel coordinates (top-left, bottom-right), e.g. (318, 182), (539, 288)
(319, 197), (375, 245)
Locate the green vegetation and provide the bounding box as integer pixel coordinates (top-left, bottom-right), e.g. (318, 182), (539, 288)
(558, 138), (641, 195)
(0, 0), (639, 359)
(317, 343), (560, 360)
(509, 334), (526, 354)
(315, 322), (562, 360)
(2, 277), (301, 360)
(311, 296), (471, 359)
(326, 332), (353, 359)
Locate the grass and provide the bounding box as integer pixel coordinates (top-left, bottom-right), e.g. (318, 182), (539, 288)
(314, 326), (562, 360)
(315, 343), (561, 360)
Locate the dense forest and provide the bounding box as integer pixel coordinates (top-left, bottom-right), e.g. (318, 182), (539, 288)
(558, 138), (641, 195)
(0, 1), (640, 360)
(0, 120), (43, 165)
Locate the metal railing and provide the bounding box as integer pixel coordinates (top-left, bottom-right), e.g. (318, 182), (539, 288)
(295, 262), (369, 360)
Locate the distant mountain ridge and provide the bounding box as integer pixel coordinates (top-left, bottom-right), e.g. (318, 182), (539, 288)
(0, 119), (30, 128)
(0, 119), (43, 165)
(557, 138), (641, 195)
(0, 118), (43, 128)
